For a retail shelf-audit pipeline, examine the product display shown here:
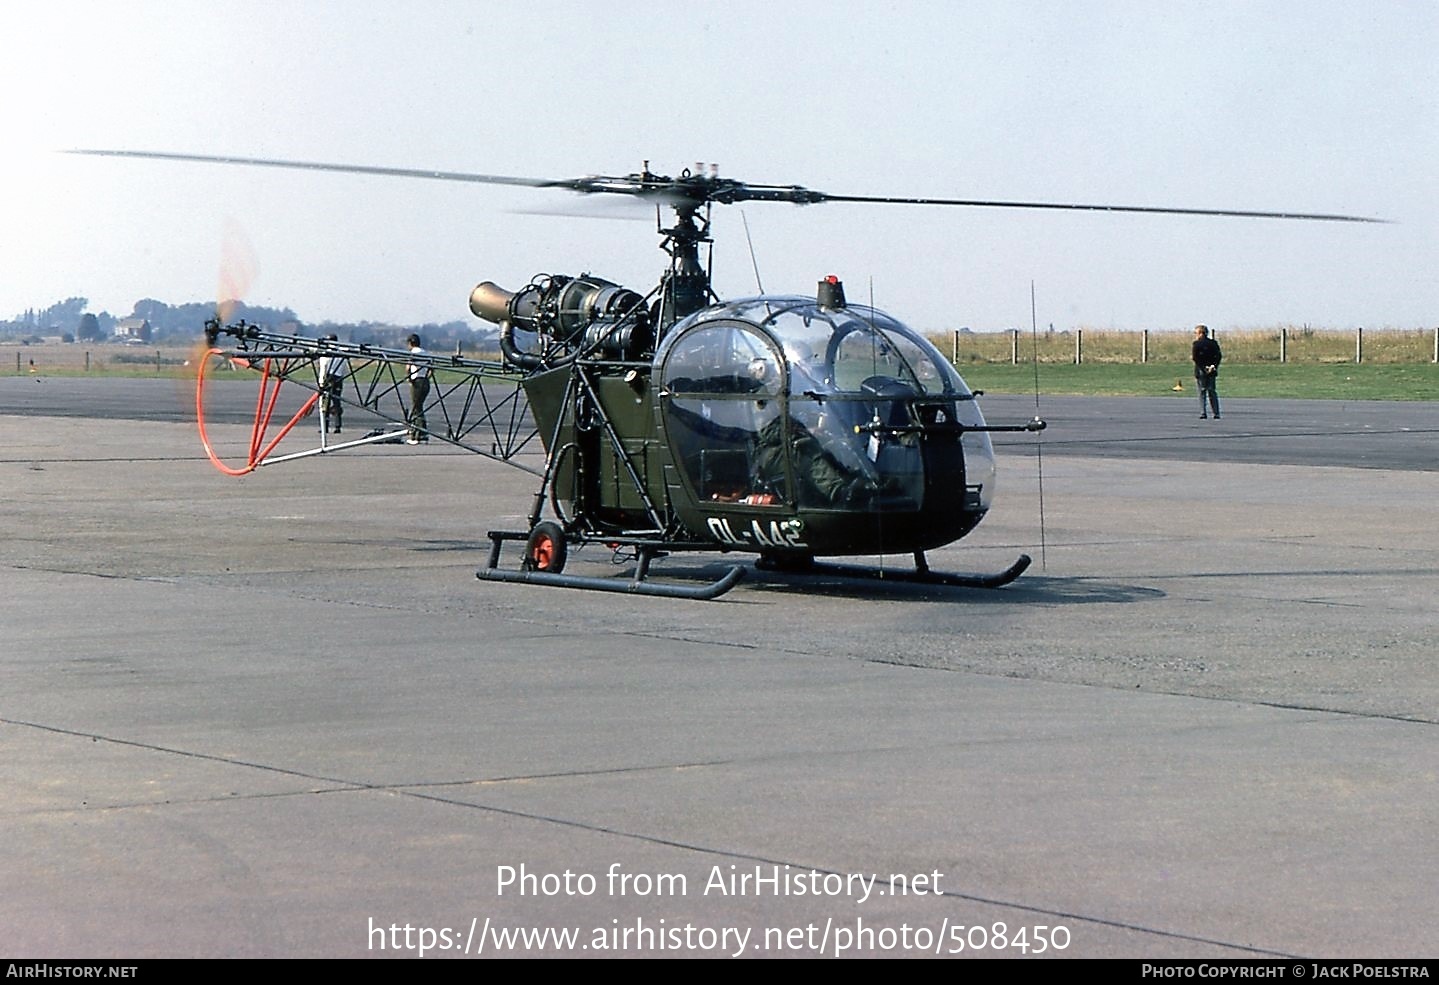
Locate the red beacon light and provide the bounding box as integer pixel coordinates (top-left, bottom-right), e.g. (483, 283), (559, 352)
(817, 275), (846, 309)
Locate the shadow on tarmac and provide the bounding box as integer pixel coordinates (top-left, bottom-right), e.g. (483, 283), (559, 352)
(545, 558), (1166, 606)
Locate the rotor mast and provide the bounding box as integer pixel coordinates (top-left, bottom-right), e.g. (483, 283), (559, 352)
(647, 162), (717, 331)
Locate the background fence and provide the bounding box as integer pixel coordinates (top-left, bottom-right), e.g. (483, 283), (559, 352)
(6, 344), (193, 375)
(937, 327), (1439, 365)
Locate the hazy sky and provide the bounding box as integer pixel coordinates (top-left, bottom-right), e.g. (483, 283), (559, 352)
(3, 1), (1434, 332)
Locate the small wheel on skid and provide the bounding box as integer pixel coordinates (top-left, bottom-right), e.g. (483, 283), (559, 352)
(524, 521), (568, 574)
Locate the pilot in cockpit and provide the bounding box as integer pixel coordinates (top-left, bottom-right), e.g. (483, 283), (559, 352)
(748, 338), (879, 507)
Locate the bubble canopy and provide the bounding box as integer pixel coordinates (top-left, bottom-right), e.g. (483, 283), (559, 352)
(655, 296), (997, 530)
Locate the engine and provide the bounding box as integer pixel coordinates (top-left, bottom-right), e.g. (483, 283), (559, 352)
(470, 275), (653, 368)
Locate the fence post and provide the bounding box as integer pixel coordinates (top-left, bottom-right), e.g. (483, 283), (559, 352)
(1141, 329), (1149, 364)
(1355, 327), (1363, 364)
(1434, 327), (1438, 364)
(1280, 327), (1287, 364)
(1011, 328), (1019, 365)
(1074, 329), (1082, 365)
(952, 330), (959, 365)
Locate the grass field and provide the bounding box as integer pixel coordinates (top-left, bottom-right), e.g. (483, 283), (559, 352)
(7, 339), (1439, 401)
(4, 344), (195, 377)
(963, 362), (1439, 401)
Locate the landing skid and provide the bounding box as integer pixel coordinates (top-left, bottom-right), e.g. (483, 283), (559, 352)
(478, 530), (1028, 600)
(795, 552), (1032, 590)
(477, 530), (746, 600)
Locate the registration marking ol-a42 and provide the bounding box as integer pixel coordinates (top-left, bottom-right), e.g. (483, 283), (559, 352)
(706, 516), (807, 550)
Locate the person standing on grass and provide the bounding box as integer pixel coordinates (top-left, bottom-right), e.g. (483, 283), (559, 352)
(1192, 325), (1222, 419)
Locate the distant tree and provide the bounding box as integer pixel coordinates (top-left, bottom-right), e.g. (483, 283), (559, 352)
(164, 302), (216, 339)
(38, 298), (89, 331)
(223, 301), (299, 328)
(60, 332), (75, 344)
(131, 298), (169, 323)
(9, 292), (497, 346)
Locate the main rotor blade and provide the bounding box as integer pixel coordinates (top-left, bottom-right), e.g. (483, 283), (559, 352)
(65, 148), (564, 190)
(64, 149), (696, 204)
(813, 191), (1386, 224)
(66, 149), (1386, 223)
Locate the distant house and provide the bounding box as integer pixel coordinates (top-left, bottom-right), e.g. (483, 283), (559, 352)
(113, 318), (152, 342)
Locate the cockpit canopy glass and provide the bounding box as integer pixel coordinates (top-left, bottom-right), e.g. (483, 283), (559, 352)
(660, 296), (968, 399)
(658, 299), (991, 514)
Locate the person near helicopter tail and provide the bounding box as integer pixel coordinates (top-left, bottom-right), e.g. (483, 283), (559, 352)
(1192, 324), (1222, 419)
(405, 333), (431, 444)
(317, 334), (347, 434)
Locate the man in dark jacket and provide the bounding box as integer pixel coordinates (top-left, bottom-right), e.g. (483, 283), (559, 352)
(1192, 325), (1222, 419)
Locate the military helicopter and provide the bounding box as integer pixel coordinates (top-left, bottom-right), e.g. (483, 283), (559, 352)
(72, 150), (1379, 599)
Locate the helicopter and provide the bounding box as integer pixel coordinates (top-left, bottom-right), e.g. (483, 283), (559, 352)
(71, 150), (1380, 599)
